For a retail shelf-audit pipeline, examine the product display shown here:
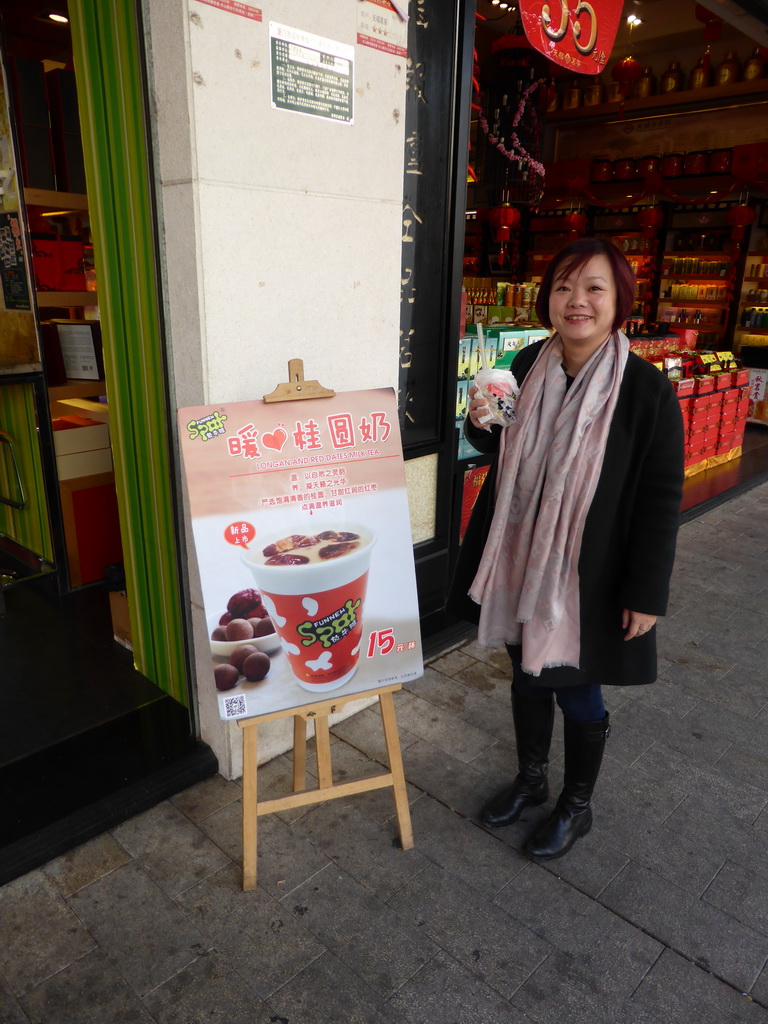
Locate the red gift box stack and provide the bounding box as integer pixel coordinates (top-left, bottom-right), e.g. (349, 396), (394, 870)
(676, 367), (749, 473)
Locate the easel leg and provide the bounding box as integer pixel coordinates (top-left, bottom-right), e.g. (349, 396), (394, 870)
(314, 714), (333, 789)
(242, 722), (258, 891)
(379, 691), (414, 851)
(293, 715), (307, 792)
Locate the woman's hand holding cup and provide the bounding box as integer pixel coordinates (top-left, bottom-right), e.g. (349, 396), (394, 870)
(468, 385), (492, 431)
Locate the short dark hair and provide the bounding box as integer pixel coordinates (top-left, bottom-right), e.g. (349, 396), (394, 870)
(535, 237), (636, 332)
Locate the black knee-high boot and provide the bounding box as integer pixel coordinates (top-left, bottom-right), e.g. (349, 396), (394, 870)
(524, 713), (610, 859)
(479, 690), (555, 828)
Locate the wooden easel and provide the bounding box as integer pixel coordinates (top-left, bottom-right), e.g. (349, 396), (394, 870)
(238, 684), (414, 891)
(236, 361), (415, 891)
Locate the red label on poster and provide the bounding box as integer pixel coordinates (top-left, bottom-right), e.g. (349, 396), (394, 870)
(519, 0), (622, 76)
(193, 0), (262, 21)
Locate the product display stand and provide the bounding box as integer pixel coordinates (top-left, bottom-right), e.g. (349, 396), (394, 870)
(237, 360), (414, 891)
(238, 684), (414, 891)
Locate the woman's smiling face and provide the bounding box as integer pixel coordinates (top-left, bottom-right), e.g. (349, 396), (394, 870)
(548, 253), (618, 356)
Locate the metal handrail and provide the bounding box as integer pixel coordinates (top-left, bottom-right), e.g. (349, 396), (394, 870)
(0, 430), (26, 510)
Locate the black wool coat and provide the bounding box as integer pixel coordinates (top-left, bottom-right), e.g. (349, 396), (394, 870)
(446, 340), (685, 687)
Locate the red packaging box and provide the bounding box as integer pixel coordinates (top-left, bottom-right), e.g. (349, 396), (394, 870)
(57, 236), (86, 290)
(737, 396), (749, 418)
(733, 369), (750, 387)
(691, 395), (710, 414)
(675, 377), (695, 396)
(694, 376), (715, 395)
(713, 372), (732, 390)
(31, 233), (59, 291)
(716, 439), (734, 455)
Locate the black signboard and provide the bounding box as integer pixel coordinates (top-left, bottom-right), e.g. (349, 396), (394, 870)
(0, 212), (31, 311)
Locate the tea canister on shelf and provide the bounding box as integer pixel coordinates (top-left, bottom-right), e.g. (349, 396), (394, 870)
(708, 149), (733, 174)
(714, 51), (741, 86)
(637, 155), (660, 177)
(661, 153), (684, 177)
(633, 67), (656, 99)
(743, 47), (766, 81)
(683, 150), (709, 176)
(590, 158), (613, 182)
(607, 81), (624, 102)
(562, 79), (582, 109)
(689, 51), (712, 90)
(583, 77), (604, 106)
(659, 61), (684, 93)
(613, 157), (637, 181)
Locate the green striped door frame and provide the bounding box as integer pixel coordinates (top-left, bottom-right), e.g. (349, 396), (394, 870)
(68, 1), (190, 707)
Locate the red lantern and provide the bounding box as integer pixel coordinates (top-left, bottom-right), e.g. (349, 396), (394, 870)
(488, 204), (521, 243)
(695, 5), (723, 42)
(488, 204), (521, 229)
(565, 212), (588, 238)
(611, 56), (642, 98)
(637, 206), (664, 238)
(726, 204), (756, 243)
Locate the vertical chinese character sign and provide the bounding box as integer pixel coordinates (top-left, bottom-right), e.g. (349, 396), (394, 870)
(178, 389), (423, 720)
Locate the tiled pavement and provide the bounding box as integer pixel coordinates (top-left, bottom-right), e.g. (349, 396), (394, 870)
(2, 483), (768, 1023)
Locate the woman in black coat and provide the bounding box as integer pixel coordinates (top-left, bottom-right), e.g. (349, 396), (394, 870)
(449, 237), (684, 860)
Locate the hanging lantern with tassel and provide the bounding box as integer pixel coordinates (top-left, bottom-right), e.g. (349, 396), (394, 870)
(726, 204), (756, 243)
(611, 55), (642, 98)
(637, 206), (665, 238)
(565, 211), (588, 239)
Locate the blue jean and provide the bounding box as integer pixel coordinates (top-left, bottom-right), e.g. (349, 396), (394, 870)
(512, 676), (606, 723)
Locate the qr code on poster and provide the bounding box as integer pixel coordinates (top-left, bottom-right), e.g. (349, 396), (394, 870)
(223, 694), (247, 718)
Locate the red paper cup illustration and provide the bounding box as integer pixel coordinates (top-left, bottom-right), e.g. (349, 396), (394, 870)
(244, 525), (374, 692)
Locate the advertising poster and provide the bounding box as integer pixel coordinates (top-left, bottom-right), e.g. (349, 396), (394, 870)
(178, 388), (423, 721)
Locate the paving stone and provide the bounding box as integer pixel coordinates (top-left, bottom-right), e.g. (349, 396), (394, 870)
(387, 861), (549, 1000)
(248, 751), (317, 825)
(620, 676), (701, 719)
(174, 863), (325, 1001)
(426, 648), (478, 677)
(663, 794), (768, 876)
(170, 772), (243, 822)
(493, 861), (662, 984)
(452, 656), (513, 705)
(702, 859), (768, 937)
(654, 624), (711, 664)
(608, 699), (730, 767)
(330, 703), (420, 765)
(68, 861), (207, 998)
(457, 639), (511, 673)
(291, 798), (429, 900)
(0, 871), (95, 997)
(197, 798), (331, 896)
(633, 743), (768, 824)
(534, 831), (629, 900)
(630, 948), (768, 1023)
(142, 949), (273, 1023)
(0, 973), (30, 1024)
(705, 663), (768, 718)
(398, 735), (494, 820)
(511, 947), (659, 1024)
(753, 963), (768, 1006)
(403, 665), (492, 720)
(266, 949), (406, 1024)
(43, 833), (132, 897)
(19, 948), (155, 1024)
(111, 801), (231, 898)
(392, 694), (497, 764)
(407, 792), (528, 900)
(714, 743), (768, 793)
(387, 949), (530, 1024)
(279, 863), (437, 999)
(599, 860), (768, 992)
(683, 701), (768, 758)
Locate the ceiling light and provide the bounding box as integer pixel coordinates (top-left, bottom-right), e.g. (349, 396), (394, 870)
(499, 2), (509, 7)
(491, 0), (501, 5)
(48, 12), (68, 22)
(626, 14), (642, 26)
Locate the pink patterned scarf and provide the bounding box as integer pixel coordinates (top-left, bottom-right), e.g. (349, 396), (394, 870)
(469, 331), (629, 675)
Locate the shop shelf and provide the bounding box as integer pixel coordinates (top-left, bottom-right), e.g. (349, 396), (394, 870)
(546, 76), (768, 124)
(657, 299), (727, 307)
(660, 273), (728, 280)
(24, 188), (88, 211)
(47, 379), (107, 401)
(663, 251), (730, 259)
(36, 291), (96, 307)
(735, 326), (768, 332)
